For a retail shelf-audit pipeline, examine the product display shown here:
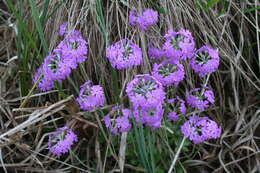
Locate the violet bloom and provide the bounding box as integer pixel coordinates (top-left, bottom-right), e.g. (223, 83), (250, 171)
(148, 42), (166, 60)
(126, 74), (166, 110)
(42, 49), (72, 81)
(163, 29), (195, 60)
(167, 96), (186, 121)
(57, 30), (88, 65)
(129, 9), (158, 30)
(186, 87), (215, 110)
(104, 106), (132, 135)
(181, 115), (221, 144)
(33, 66), (55, 91)
(133, 105), (164, 129)
(48, 126), (78, 156)
(152, 60), (185, 87)
(59, 22), (68, 36)
(76, 81), (105, 111)
(106, 39), (142, 69)
(190, 45), (220, 77)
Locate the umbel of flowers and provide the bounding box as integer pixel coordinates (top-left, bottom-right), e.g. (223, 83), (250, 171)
(48, 126), (78, 156)
(106, 39), (143, 69)
(152, 59), (185, 87)
(33, 23), (88, 91)
(129, 8), (158, 30)
(104, 105), (132, 135)
(76, 80), (105, 111)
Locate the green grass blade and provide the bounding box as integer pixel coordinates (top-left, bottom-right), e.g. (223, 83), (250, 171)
(204, 0), (221, 10)
(28, 0), (49, 55)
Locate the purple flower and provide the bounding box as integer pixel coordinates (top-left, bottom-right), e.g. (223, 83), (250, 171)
(129, 9), (158, 30)
(59, 22), (68, 36)
(190, 45), (220, 77)
(133, 105), (164, 129)
(76, 81), (105, 111)
(181, 115), (221, 144)
(42, 49), (72, 81)
(48, 126), (78, 156)
(126, 74), (166, 110)
(148, 43), (166, 60)
(152, 60), (185, 87)
(33, 66), (55, 91)
(57, 30), (88, 65)
(106, 39), (142, 69)
(167, 96), (186, 121)
(163, 29), (195, 60)
(186, 87), (215, 110)
(104, 106), (132, 135)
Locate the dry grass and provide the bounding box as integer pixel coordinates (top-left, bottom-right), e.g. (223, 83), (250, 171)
(0, 0), (260, 172)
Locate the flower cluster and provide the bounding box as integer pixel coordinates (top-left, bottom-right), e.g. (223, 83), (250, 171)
(104, 106), (132, 135)
(167, 97), (186, 121)
(190, 45), (220, 77)
(133, 105), (164, 129)
(181, 115), (221, 144)
(48, 126), (78, 156)
(125, 75), (166, 128)
(106, 39), (142, 69)
(76, 80), (105, 111)
(33, 25), (88, 91)
(152, 60), (185, 87)
(126, 74), (165, 110)
(148, 45), (165, 60)
(163, 29), (196, 60)
(129, 9), (158, 30)
(186, 87), (215, 110)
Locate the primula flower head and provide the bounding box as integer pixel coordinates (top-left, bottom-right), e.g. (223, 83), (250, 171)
(186, 87), (215, 110)
(148, 42), (166, 60)
(129, 9), (158, 30)
(167, 96), (186, 121)
(126, 74), (166, 110)
(152, 60), (185, 87)
(104, 106), (132, 135)
(33, 66), (55, 91)
(59, 22), (68, 36)
(106, 39), (142, 69)
(181, 115), (221, 144)
(57, 30), (88, 65)
(76, 80), (105, 111)
(133, 105), (164, 129)
(48, 126), (78, 156)
(163, 29), (195, 60)
(43, 49), (72, 81)
(190, 45), (220, 77)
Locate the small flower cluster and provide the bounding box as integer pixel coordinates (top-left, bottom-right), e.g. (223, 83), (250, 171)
(48, 126), (78, 156)
(129, 9), (158, 30)
(163, 29), (196, 61)
(76, 80), (105, 111)
(125, 75), (166, 128)
(106, 39), (142, 69)
(187, 87), (215, 110)
(33, 23), (88, 91)
(190, 45), (220, 77)
(181, 115), (221, 144)
(104, 105), (132, 135)
(152, 60), (185, 87)
(126, 75), (165, 110)
(167, 97), (186, 122)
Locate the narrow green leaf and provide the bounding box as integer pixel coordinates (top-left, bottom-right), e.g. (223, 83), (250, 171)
(28, 0), (49, 55)
(242, 6), (260, 14)
(204, 0), (221, 10)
